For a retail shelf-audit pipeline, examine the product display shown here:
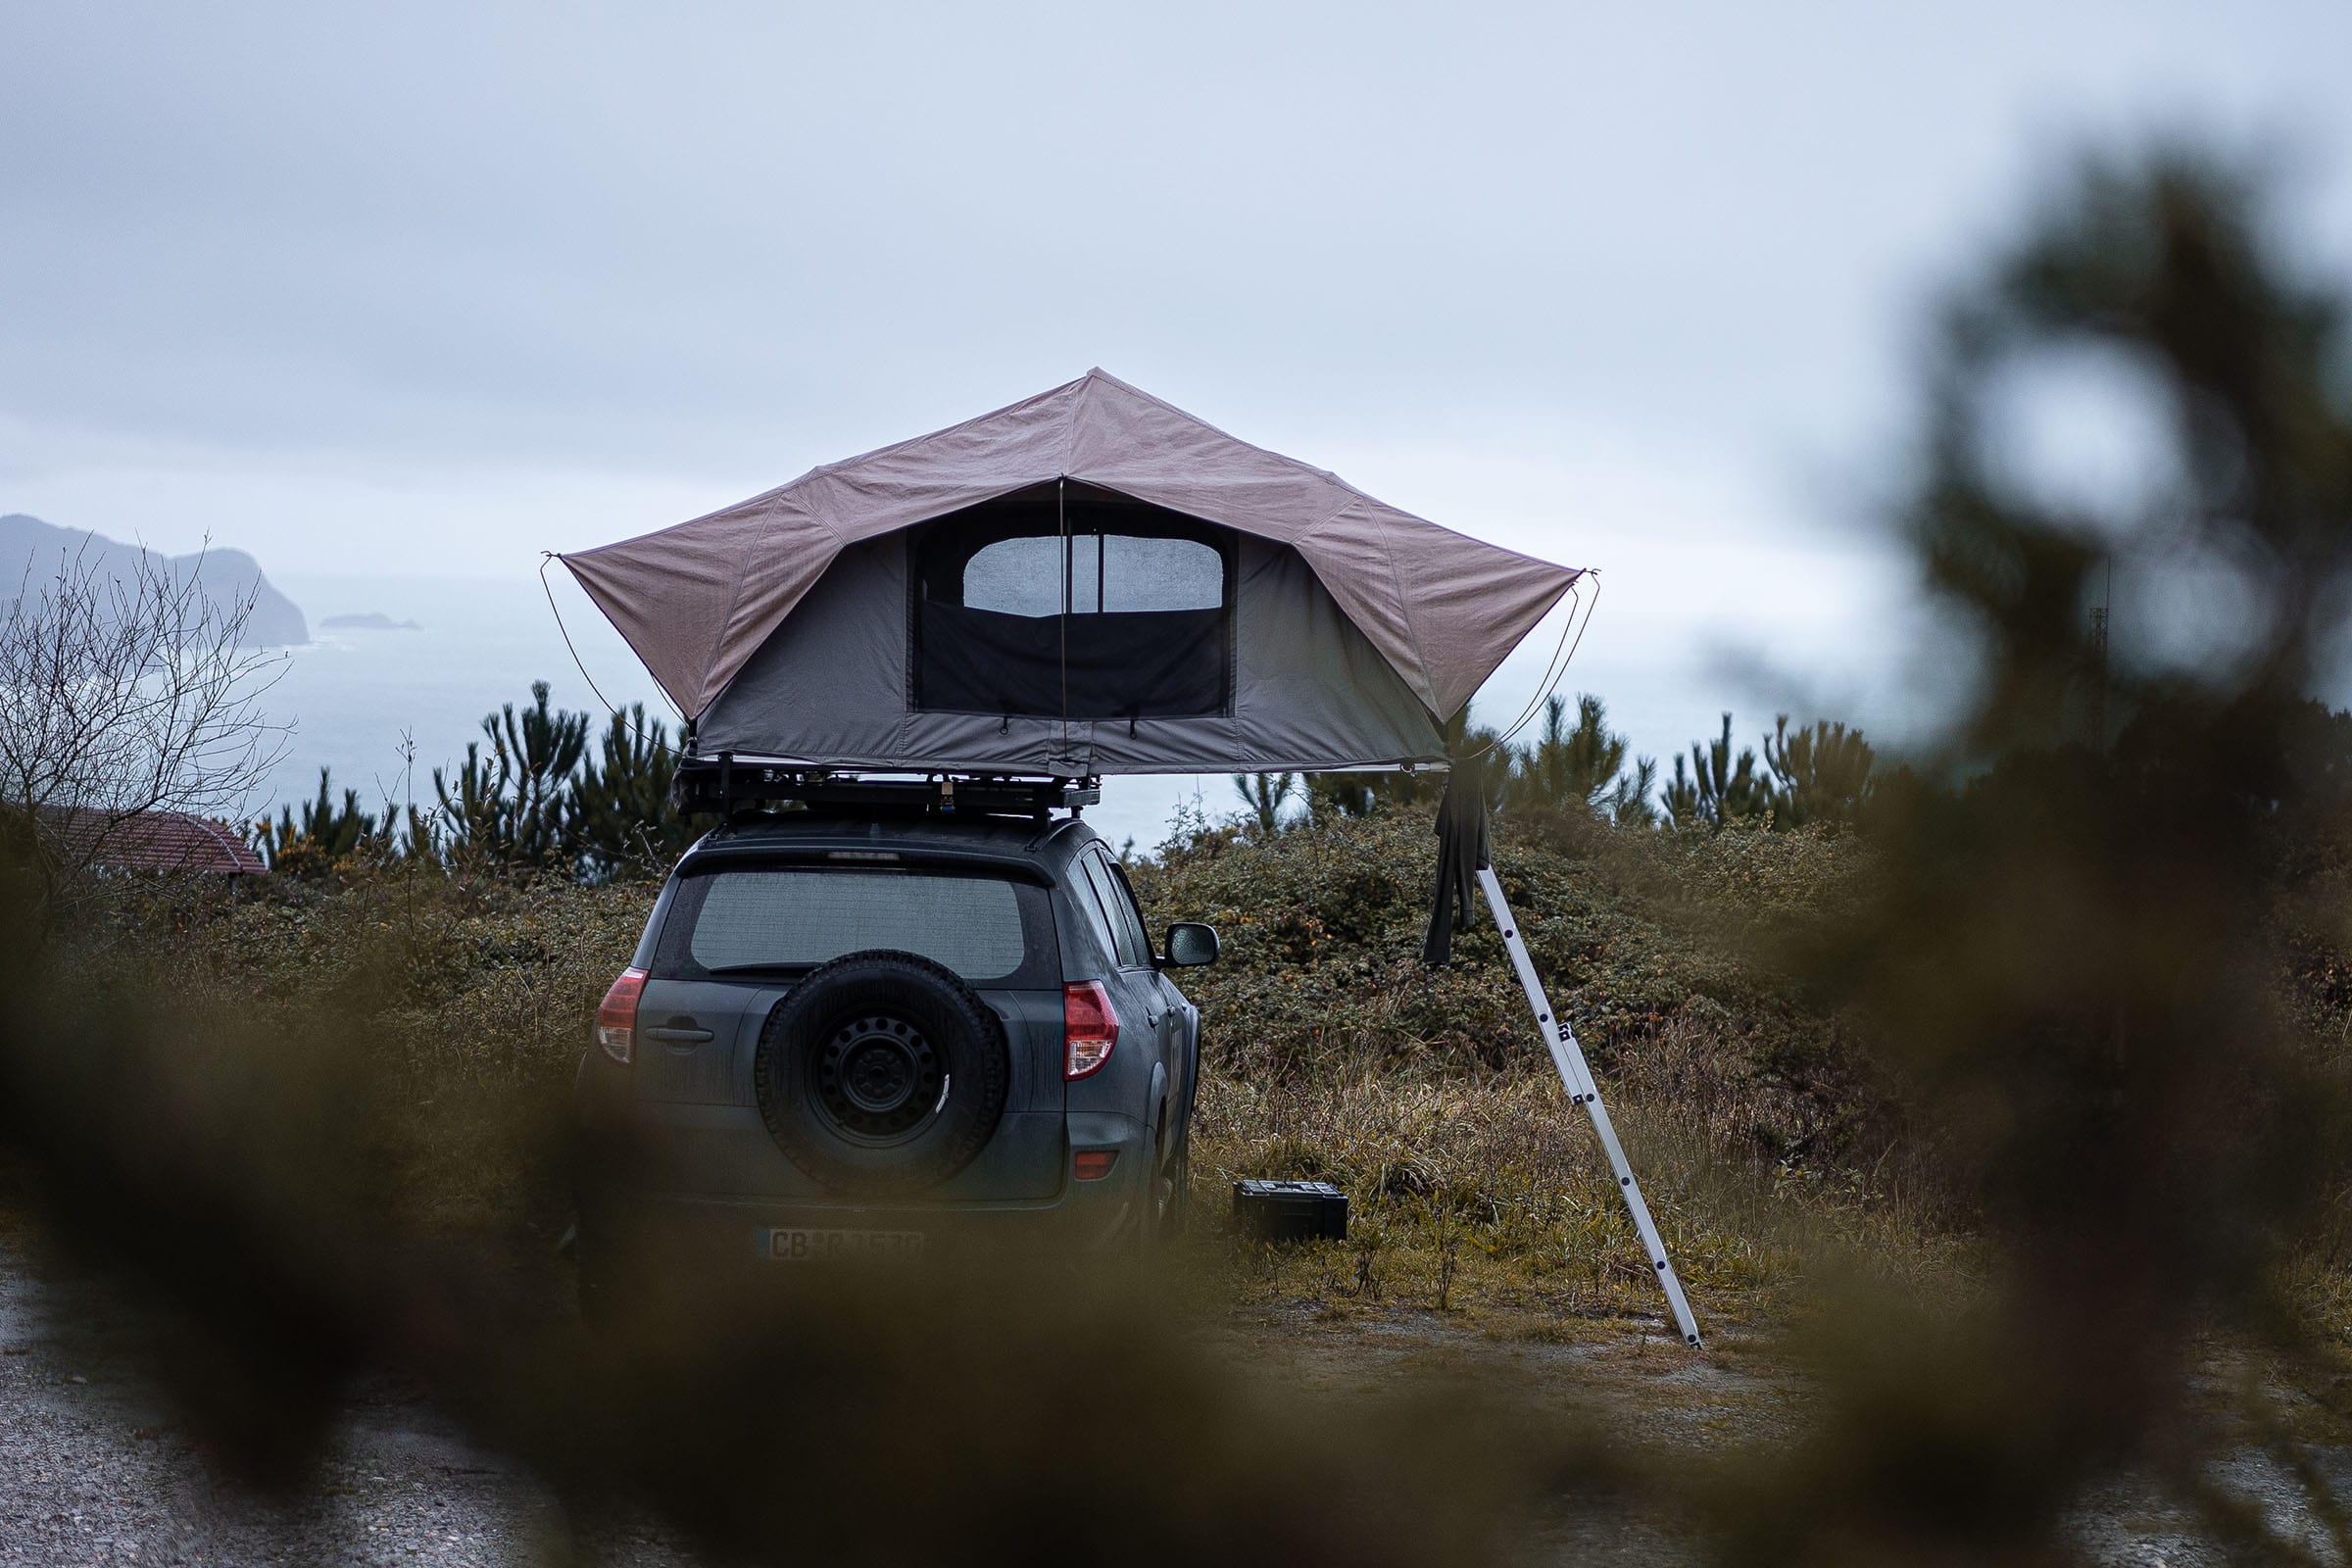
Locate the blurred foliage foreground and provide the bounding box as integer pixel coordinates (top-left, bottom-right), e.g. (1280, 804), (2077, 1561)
(9, 148), (2352, 1564)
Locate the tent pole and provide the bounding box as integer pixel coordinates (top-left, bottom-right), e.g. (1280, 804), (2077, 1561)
(1475, 864), (1702, 1348)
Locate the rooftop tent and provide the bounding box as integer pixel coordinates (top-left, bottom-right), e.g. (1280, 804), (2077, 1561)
(559, 370), (1583, 775)
(556, 372), (1705, 1348)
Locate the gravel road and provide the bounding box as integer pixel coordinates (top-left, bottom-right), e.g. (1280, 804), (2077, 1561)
(0, 1238), (692, 1567)
(8, 1228), (2351, 1566)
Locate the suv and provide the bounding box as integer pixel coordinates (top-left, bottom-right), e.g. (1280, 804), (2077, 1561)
(573, 804), (1217, 1300)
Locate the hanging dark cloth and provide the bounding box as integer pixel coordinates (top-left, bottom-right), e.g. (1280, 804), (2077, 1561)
(1421, 753), (1491, 966)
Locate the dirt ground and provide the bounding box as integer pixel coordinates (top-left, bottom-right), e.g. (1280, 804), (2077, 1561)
(0, 1228), (2341, 1567)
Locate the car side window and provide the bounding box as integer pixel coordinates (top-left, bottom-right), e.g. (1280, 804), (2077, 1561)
(1071, 855), (1128, 967)
(1104, 859), (1157, 969)
(1080, 852), (1147, 969)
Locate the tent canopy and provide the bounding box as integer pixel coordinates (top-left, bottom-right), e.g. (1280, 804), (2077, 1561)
(562, 369), (1582, 776)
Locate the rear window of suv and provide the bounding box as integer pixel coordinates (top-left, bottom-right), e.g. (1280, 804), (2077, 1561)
(653, 862), (1059, 987)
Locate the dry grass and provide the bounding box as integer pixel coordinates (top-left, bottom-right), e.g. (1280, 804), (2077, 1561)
(1126, 808), (1973, 1340)
(1190, 1011), (1979, 1342)
(35, 817), (1975, 1345)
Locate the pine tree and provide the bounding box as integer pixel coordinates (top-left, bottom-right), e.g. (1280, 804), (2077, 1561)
(568, 705), (694, 880)
(433, 681), (588, 866)
(1502, 693), (1657, 824)
(251, 768), (389, 873)
(1662, 713), (1772, 829)
(1764, 715), (1877, 829)
(1231, 772), (1296, 836)
(1606, 756), (1661, 828)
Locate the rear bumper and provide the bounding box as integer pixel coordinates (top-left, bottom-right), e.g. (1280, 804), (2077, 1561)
(575, 1107), (1152, 1265)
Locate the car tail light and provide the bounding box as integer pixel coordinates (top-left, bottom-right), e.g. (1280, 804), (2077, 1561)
(1073, 1150), (1118, 1181)
(1063, 979), (1118, 1080)
(597, 966), (647, 1064)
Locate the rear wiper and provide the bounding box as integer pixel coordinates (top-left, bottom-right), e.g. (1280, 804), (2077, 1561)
(708, 962), (812, 976)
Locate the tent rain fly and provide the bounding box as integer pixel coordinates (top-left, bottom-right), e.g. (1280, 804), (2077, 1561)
(559, 368), (1581, 776)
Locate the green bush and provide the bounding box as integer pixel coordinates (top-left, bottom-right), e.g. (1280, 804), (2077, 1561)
(1129, 803), (1885, 1164)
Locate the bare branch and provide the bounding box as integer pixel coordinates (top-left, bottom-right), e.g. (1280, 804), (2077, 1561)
(0, 535), (290, 915)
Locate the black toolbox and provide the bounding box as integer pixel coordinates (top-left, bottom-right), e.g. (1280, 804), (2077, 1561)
(1232, 1179), (1349, 1243)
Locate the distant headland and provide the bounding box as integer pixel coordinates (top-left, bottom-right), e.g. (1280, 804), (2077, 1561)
(0, 513), (308, 647)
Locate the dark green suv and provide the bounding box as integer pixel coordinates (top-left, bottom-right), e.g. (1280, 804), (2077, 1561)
(573, 807), (1217, 1302)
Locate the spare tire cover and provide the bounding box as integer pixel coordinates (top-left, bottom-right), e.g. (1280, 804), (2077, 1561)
(753, 949), (1010, 1195)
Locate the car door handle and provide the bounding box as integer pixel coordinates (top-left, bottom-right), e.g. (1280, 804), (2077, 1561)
(645, 1026), (713, 1044)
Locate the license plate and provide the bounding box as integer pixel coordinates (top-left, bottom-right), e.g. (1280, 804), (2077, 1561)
(763, 1227), (926, 1262)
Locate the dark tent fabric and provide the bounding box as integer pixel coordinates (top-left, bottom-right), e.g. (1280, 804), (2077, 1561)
(696, 520), (1452, 775)
(562, 370), (1585, 776)
(1422, 756), (1494, 965)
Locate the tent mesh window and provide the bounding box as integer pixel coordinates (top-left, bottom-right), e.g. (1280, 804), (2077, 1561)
(908, 481), (1237, 721)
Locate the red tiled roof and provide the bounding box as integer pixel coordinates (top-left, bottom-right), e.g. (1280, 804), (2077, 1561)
(37, 806), (268, 875)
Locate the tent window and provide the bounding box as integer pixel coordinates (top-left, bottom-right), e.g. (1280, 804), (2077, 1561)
(968, 534), (1224, 617)
(964, 537), (1065, 617)
(910, 481), (1236, 720)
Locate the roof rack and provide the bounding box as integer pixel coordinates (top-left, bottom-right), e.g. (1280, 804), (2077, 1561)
(672, 756), (1101, 821)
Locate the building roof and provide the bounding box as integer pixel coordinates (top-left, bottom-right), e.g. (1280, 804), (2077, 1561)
(38, 806), (269, 875)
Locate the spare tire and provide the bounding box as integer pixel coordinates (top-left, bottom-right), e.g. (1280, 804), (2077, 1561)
(753, 950), (1010, 1195)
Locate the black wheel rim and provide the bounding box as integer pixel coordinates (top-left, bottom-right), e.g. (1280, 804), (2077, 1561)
(811, 1014), (945, 1141)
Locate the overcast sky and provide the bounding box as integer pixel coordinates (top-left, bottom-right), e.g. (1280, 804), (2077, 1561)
(6, 2), (2352, 804)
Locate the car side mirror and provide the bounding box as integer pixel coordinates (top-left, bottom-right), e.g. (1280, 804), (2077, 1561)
(1163, 922), (1219, 967)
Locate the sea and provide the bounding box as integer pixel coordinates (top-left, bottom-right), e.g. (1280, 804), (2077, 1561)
(256, 566), (1927, 855)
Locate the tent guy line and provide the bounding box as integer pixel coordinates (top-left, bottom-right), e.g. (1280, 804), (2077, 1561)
(1467, 571), (1599, 762)
(539, 552), (685, 739)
